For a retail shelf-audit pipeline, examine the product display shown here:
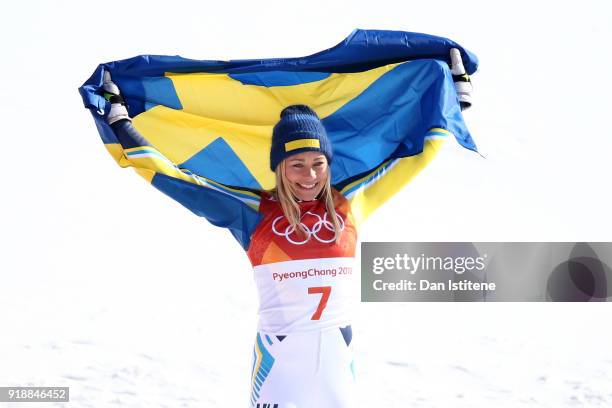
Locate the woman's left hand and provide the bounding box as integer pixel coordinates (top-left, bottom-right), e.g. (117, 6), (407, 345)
(450, 48), (473, 111)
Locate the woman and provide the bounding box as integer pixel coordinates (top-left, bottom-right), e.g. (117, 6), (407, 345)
(246, 105), (358, 407)
(105, 79), (359, 405)
(100, 46), (471, 405)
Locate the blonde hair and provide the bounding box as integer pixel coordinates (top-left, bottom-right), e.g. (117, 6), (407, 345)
(272, 160), (342, 244)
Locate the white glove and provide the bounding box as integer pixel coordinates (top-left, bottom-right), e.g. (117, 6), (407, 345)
(450, 48), (473, 111)
(102, 70), (131, 124)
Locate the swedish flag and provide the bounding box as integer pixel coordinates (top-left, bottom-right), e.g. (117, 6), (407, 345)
(79, 29), (478, 248)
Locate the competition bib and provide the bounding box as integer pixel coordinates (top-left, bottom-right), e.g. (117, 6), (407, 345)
(253, 257), (357, 333)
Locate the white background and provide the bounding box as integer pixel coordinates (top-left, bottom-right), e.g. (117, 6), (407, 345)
(1, 0), (612, 407)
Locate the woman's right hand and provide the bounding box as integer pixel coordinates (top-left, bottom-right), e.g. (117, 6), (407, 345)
(102, 70), (131, 124)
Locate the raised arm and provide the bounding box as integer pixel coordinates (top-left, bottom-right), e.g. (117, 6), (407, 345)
(101, 71), (262, 249)
(337, 48), (474, 228)
(337, 130), (447, 228)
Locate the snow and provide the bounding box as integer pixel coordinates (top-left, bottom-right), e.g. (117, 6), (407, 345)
(1, 0), (612, 406)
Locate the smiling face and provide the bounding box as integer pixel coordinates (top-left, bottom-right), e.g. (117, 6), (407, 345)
(282, 151), (329, 202)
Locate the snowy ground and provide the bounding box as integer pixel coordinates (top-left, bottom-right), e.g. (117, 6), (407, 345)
(2, 281), (612, 407)
(2, 0), (612, 407)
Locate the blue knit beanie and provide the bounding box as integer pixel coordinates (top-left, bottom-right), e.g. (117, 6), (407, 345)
(270, 104), (333, 171)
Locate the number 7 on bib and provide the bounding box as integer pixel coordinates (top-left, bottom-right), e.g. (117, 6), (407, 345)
(308, 286), (332, 320)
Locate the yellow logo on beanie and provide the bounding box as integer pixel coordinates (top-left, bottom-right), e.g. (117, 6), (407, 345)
(284, 138), (320, 152)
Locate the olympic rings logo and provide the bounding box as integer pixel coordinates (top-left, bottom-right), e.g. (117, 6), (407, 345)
(271, 211), (345, 245)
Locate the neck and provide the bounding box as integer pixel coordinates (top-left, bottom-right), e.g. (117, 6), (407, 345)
(296, 191), (324, 203)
